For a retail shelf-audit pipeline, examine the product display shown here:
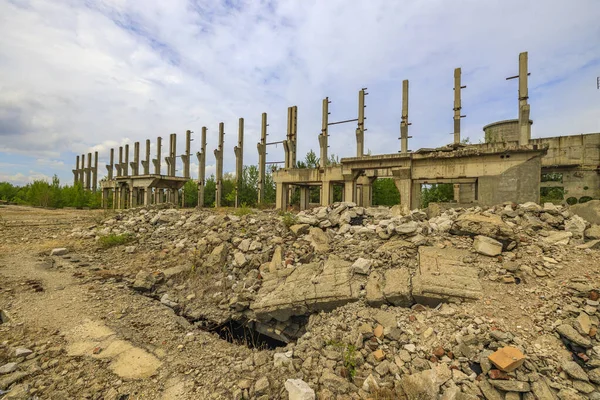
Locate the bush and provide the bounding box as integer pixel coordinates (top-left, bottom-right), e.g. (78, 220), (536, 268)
(280, 212), (298, 228)
(234, 203), (254, 217)
(98, 233), (133, 248)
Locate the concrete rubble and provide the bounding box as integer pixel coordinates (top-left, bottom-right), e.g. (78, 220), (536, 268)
(3, 199), (600, 399)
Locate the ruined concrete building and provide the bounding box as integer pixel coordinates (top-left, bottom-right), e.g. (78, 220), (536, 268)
(75, 52), (599, 210)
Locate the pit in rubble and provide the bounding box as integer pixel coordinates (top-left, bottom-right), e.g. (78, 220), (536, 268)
(208, 319), (287, 350)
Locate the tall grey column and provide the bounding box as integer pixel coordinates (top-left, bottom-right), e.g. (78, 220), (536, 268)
(73, 155), (80, 185)
(234, 118), (244, 207)
(92, 151), (98, 191)
(319, 98), (329, 168)
(80, 153), (85, 184)
(116, 147), (123, 177)
(130, 142), (140, 176)
(257, 113), (267, 203)
(400, 80), (410, 154)
(153, 137), (162, 175)
(356, 89), (366, 157)
(123, 144), (129, 176)
(214, 122), (224, 207)
(141, 139), (150, 175)
(182, 130), (191, 179)
(453, 69), (462, 145)
(106, 148), (114, 180)
(196, 127), (207, 207)
(165, 133), (176, 176)
(518, 52), (530, 146)
(86, 153), (92, 190)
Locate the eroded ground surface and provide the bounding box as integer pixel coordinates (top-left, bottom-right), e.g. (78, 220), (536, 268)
(1, 202), (600, 399)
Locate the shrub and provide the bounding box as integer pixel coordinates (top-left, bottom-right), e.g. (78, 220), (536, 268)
(280, 212), (298, 228)
(98, 233), (133, 248)
(234, 203), (254, 217)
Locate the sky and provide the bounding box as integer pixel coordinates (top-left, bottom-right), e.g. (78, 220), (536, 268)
(0, 0), (599, 185)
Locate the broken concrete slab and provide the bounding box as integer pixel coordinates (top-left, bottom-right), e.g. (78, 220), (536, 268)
(411, 246), (482, 306)
(450, 214), (516, 248)
(308, 227), (330, 253)
(543, 231), (572, 245)
(251, 255), (362, 322)
(570, 200), (600, 225)
(473, 235), (503, 256)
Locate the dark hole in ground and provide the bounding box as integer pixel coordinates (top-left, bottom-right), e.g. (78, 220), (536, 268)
(209, 319), (287, 350)
(350, 215), (365, 226)
(469, 361), (482, 375)
(560, 336), (590, 368)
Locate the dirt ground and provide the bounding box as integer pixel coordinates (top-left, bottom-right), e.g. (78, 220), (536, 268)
(0, 206), (272, 399)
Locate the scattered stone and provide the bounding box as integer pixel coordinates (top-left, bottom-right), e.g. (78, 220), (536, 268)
(14, 348), (32, 357)
(488, 380), (530, 392)
(556, 324), (592, 348)
(488, 346), (525, 372)
(562, 361), (589, 381)
(289, 224), (310, 236)
(473, 235), (503, 256)
(50, 247), (68, 256)
(284, 379), (315, 400)
(351, 258), (372, 275)
(0, 363), (18, 375)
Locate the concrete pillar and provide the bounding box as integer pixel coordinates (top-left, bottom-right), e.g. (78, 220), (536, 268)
(393, 178), (412, 211)
(120, 186), (126, 209)
(141, 139), (150, 175)
(284, 106), (298, 169)
(182, 130), (191, 179)
(130, 142), (140, 176)
(174, 188), (179, 207)
(112, 188), (117, 210)
(106, 148), (114, 180)
(321, 181), (332, 206)
(291, 106), (297, 167)
(299, 186), (310, 211)
(356, 89), (366, 157)
(234, 118), (244, 207)
(92, 151), (98, 191)
(153, 137), (162, 175)
(80, 154), (85, 184)
(116, 147), (123, 177)
(319, 98), (329, 168)
(197, 127), (207, 207)
(518, 52), (530, 146)
(85, 153), (92, 190)
(129, 187), (135, 208)
(410, 182), (421, 210)
(453, 68), (462, 145)
(275, 182), (289, 210)
(357, 176), (374, 207)
(144, 188), (152, 206)
(343, 179), (356, 203)
(453, 184), (460, 203)
(165, 134), (176, 176)
(123, 145), (129, 176)
(73, 155), (79, 185)
(257, 113), (267, 204)
(214, 122), (224, 207)
(400, 80), (409, 154)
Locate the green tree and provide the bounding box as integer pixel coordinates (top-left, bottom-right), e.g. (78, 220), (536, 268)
(183, 179), (198, 207)
(204, 175), (216, 207)
(421, 183), (454, 208)
(372, 179), (400, 206)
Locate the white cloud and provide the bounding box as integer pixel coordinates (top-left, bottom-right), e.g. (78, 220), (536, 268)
(0, 0), (599, 185)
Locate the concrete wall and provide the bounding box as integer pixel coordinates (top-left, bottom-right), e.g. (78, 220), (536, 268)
(478, 155), (541, 205)
(530, 133), (600, 167)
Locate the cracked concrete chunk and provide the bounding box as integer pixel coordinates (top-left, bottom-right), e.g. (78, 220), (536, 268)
(382, 268), (412, 307)
(251, 255), (362, 322)
(450, 214), (516, 248)
(308, 227), (330, 253)
(412, 246), (482, 306)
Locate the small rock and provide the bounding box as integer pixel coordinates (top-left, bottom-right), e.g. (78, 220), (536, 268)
(473, 235), (503, 256)
(50, 248), (68, 256)
(284, 379), (315, 400)
(0, 363), (18, 375)
(562, 361), (589, 381)
(14, 348), (32, 357)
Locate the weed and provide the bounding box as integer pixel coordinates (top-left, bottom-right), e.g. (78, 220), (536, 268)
(98, 233), (133, 248)
(325, 340), (358, 381)
(280, 212), (298, 228)
(234, 203), (254, 217)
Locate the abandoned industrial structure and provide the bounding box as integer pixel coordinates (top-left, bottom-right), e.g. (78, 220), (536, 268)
(73, 52), (599, 210)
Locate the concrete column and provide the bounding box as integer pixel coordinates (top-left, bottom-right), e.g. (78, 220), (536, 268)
(410, 181), (421, 210)
(518, 52), (530, 146)
(80, 154), (85, 184)
(356, 89), (366, 157)
(343, 178), (356, 203)
(284, 107), (292, 169)
(275, 182), (289, 210)
(453, 184), (460, 203)
(299, 186), (310, 211)
(182, 130), (191, 179)
(120, 186), (126, 209)
(165, 134), (176, 176)
(129, 187), (135, 208)
(257, 113), (267, 204)
(130, 142), (140, 176)
(112, 188), (117, 210)
(174, 188), (179, 207)
(214, 122), (224, 207)
(106, 149), (114, 180)
(85, 153), (92, 190)
(144, 188), (152, 206)
(153, 137), (162, 175)
(357, 176), (373, 207)
(141, 139), (150, 175)
(234, 118), (244, 207)
(400, 80), (409, 154)
(319, 98), (329, 168)
(73, 155), (79, 185)
(92, 151), (98, 191)
(116, 147), (123, 177)
(393, 178), (412, 211)
(321, 181), (332, 206)
(197, 127), (207, 207)
(453, 68), (462, 145)
(291, 106), (297, 167)
(123, 145), (130, 176)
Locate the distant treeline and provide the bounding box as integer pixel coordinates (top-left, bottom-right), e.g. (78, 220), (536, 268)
(0, 150), (451, 209)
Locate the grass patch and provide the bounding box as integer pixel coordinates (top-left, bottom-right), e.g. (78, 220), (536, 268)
(234, 203), (254, 217)
(280, 212), (298, 228)
(98, 233), (133, 248)
(326, 340), (358, 381)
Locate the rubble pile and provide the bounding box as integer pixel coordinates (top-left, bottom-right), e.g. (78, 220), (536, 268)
(54, 200), (600, 398)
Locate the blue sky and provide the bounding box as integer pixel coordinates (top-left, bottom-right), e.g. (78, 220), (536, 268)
(1, 0), (599, 185)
